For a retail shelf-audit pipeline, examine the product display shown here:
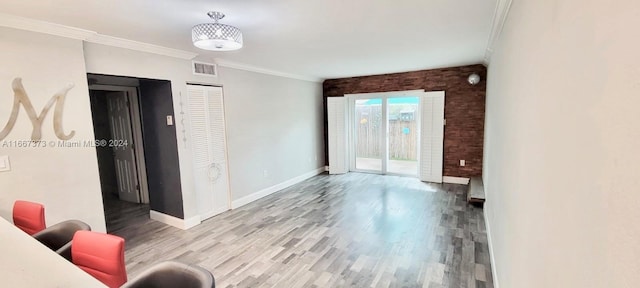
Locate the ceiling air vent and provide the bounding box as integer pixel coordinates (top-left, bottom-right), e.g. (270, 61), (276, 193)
(192, 61), (218, 77)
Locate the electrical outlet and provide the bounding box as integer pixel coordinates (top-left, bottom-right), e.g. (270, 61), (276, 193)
(460, 160), (466, 167)
(263, 170), (268, 178)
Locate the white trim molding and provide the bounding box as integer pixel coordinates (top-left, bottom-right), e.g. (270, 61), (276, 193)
(0, 13), (96, 40)
(0, 13), (327, 81)
(200, 208), (228, 222)
(484, 0), (514, 64)
(484, 207), (500, 288)
(442, 176), (470, 185)
(87, 34), (197, 60)
(232, 167), (326, 209)
(150, 210), (201, 230)
(345, 89), (426, 99)
(0, 13), (197, 60)
(215, 58), (323, 83)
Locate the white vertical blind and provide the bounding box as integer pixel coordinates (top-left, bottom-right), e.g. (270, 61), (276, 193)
(419, 91), (445, 183)
(327, 97), (348, 174)
(187, 85), (231, 220)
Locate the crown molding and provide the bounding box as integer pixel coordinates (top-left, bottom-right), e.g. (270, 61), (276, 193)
(484, 0), (514, 64)
(0, 13), (197, 60)
(0, 12), (322, 80)
(86, 34), (197, 60)
(0, 13), (96, 40)
(214, 58), (323, 83)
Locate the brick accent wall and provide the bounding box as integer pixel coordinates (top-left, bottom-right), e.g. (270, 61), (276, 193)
(323, 64), (486, 178)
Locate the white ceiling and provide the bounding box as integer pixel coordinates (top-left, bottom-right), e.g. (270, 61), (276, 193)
(0, 0), (497, 80)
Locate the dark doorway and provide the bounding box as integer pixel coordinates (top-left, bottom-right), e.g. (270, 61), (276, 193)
(88, 74), (184, 234)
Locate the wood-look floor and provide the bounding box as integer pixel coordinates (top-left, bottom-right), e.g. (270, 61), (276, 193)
(102, 192), (150, 233)
(108, 173), (494, 288)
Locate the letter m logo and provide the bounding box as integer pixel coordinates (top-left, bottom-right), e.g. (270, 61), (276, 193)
(0, 78), (75, 141)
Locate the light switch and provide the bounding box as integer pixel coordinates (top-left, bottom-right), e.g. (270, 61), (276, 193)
(166, 115), (174, 126)
(0, 155), (10, 172)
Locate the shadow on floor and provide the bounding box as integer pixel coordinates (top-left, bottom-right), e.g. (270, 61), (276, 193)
(102, 192), (151, 235)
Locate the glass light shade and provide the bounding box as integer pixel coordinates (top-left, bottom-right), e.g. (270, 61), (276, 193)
(467, 73), (480, 85)
(192, 23), (243, 51)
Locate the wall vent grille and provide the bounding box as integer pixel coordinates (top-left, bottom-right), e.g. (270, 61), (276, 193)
(192, 61), (218, 77)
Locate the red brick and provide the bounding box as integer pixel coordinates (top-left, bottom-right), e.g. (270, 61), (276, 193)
(323, 64), (486, 178)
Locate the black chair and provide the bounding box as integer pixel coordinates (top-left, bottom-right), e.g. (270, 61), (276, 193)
(32, 220), (91, 261)
(122, 261), (215, 288)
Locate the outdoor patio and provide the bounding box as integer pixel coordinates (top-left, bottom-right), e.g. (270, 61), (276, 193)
(355, 157), (417, 176)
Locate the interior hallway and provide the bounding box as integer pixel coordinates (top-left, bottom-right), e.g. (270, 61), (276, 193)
(102, 192), (150, 234)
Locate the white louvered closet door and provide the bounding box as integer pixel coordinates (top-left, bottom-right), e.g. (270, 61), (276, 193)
(187, 85), (230, 221)
(419, 91), (445, 183)
(327, 97), (348, 174)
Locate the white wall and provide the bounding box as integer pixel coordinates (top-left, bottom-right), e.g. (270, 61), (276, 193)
(483, 0), (640, 287)
(83, 42), (216, 223)
(85, 44), (325, 223)
(217, 66), (325, 202)
(0, 27), (106, 232)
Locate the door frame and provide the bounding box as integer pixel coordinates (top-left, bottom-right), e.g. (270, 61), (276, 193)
(345, 89), (425, 176)
(89, 84), (150, 204)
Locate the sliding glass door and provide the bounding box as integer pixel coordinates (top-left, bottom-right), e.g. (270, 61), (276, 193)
(354, 98), (383, 172)
(386, 97), (419, 176)
(350, 94), (419, 176)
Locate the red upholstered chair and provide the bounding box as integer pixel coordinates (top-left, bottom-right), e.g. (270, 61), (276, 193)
(72, 230), (127, 288)
(13, 200), (46, 235)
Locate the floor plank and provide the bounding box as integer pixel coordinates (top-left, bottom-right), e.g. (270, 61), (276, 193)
(110, 172), (493, 288)
(102, 192), (149, 234)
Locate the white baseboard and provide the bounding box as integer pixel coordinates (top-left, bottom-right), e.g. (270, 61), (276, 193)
(442, 176), (470, 184)
(183, 215), (201, 229)
(200, 207), (228, 222)
(324, 166), (329, 172)
(149, 210), (200, 230)
(484, 206), (500, 288)
(232, 167), (326, 209)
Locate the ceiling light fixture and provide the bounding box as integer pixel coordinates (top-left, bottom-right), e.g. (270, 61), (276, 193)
(192, 11), (243, 51)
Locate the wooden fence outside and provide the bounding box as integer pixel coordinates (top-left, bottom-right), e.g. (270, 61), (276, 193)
(355, 105), (418, 161)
